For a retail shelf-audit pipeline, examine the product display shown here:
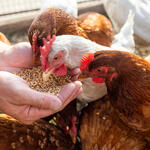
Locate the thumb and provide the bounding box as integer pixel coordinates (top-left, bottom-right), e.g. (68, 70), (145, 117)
(22, 88), (62, 110)
(58, 81), (82, 104)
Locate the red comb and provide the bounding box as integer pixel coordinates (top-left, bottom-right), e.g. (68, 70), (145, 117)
(32, 33), (38, 53)
(40, 34), (56, 71)
(80, 53), (94, 72)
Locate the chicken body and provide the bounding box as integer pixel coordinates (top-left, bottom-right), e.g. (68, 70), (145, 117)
(111, 10), (135, 51)
(78, 12), (113, 47)
(0, 114), (76, 150)
(28, 8), (113, 47)
(102, 0), (150, 46)
(82, 50), (150, 132)
(28, 8), (114, 64)
(79, 96), (149, 150)
(28, 8), (86, 49)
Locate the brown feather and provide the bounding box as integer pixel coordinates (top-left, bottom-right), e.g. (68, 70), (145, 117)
(28, 8), (114, 65)
(78, 12), (114, 47)
(28, 8), (88, 48)
(0, 114), (76, 150)
(88, 50), (150, 131)
(28, 9), (113, 47)
(79, 96), (148, 150)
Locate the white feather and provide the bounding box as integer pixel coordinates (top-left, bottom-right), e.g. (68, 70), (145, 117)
(102, 0), (150, 45)
(112, 10), (135, 52)
(40, 0), (78, 17)
(77, 78), (107, 102)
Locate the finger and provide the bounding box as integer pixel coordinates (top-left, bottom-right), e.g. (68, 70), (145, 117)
(58, 81), (82, 107)
(61, 85), (82, 109)
(18, 107), (55, 124)
(22, 82), (82, 122)
(22, 88), (62, 110)
(19, 120), (34, 125)
(0, 66), (21, 72)
(19, 84), (82, 124)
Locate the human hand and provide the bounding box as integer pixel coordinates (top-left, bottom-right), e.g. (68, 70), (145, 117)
(0, 42), (33, 72)
(0, 71), (82, 124)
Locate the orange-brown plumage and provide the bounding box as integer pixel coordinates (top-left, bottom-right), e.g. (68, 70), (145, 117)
(0, 114), (76, 150)
(28, 8), (113, 64)
(79, 96), (149, 150)
(0, 32), (10, 45)
(81, 50), (150, 132)
(78, 12), (114, 47)
(43, 100), (78, 143)
(28, 8), (87, 48)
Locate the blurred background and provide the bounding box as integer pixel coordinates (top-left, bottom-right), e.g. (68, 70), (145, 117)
(0, 0), (104, 43)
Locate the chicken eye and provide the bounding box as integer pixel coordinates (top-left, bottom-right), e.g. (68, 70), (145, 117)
(54, 56), (58, 60)
(97, 68), (102, 72)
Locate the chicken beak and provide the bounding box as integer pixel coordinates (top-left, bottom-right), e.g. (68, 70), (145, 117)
(78, 73), (89, 81)
(43, 69), (54, 82)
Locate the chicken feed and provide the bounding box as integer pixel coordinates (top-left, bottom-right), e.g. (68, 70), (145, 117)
(15, 66), (71, 95)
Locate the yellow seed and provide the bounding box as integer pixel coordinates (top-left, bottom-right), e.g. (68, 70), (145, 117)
(15, 66), (71, 95)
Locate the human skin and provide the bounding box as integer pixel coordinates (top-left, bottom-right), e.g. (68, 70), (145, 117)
(0, 42), (82, 124)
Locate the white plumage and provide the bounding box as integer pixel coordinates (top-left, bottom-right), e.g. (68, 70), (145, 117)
(111, 10), (135, 51)
(102, 0), (150, 45)
(40, 0), (78, 17)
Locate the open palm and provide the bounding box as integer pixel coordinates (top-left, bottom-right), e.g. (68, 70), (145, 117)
(0, 42), (82, 124)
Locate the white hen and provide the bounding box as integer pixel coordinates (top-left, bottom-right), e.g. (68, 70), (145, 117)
(48, 13), (135, 102)
(40, 0), (78, 17)
(102, 0), (150, 45)
(112, 10), (135, 51)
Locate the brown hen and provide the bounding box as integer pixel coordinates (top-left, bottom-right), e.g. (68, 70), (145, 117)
(80, 50), (150, 132)
(79, 96), (149, 150)
(43, 100), (78, 144)
(28, 8), (113, 65)
(0, 114), (76, 150)
(78, 12), (113, 47)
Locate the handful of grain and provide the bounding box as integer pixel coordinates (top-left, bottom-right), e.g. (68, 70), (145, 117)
(15, 66), (71, 95)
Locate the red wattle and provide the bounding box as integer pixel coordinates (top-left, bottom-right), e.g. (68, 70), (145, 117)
(54, 64), (67, 76)
(92, 77), (105, 83)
